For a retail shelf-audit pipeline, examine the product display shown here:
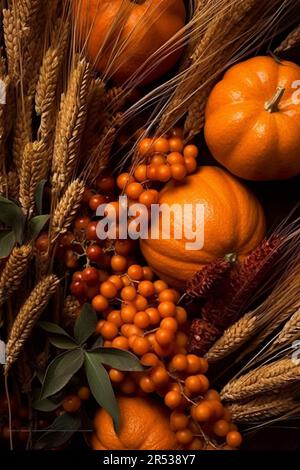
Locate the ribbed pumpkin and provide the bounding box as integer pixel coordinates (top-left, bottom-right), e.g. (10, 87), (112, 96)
(204, 56), (300, 181)
(140, 166), (266, 287)
(91, 396), (179, 450)
(74, 0), (186, 85)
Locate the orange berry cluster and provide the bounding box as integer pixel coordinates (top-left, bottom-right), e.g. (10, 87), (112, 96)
(62, 386), (91, 414)
(93, 264), (242, 451)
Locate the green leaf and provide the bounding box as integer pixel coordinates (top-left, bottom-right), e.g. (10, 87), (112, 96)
(74, 303), (98, 345)
(49, 335), (79, 350)
(90, 336), (104, 350)
(0, 196), (25, 243)
(38, 321), (72, 338)
(32, 398), (61, 412)
(33, 413), (81, 450)
(35, 179), (47, 215)
(40, 349), (84, 400)
(0, 231), (16, 259)
(84, 351), (119, 432)
(27, 214), (50, 242)
(95, 348), (145, 372)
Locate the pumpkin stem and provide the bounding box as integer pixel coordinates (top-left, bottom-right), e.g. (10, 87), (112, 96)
(264, 86), (285, 113)
(224, 253), (237, 264)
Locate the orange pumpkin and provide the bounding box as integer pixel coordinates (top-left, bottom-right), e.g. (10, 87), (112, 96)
(204, 56), (300, 181)
(74, 0), (186, 85)
(91, 396), (179, 450)
(140, 166), (266, 287)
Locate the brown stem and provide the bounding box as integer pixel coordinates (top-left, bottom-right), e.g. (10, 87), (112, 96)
(264, 86), (285, 113)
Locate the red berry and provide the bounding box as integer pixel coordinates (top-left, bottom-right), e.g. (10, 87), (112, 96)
(86, 244), (103, 263)
(82, 267), (99, 285)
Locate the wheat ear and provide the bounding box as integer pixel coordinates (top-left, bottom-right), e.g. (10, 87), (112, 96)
(221, 358), (300, 402)
(50, 179), (85, 243)
(0, 246), (32, 307)
(4, 275), (59, 375)
(275, 24), (300, 53)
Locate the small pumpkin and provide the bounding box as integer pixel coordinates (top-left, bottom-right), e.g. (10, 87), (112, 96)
(204, 56), (300, 181)
(74, 0), (186, 85)
(140, 166), (266, 287)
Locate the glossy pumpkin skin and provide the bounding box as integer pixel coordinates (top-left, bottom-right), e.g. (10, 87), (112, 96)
(204, 56), (300, 181)
(91, 396), (179, 450)
(75, 0), (186, 85)
(140, 166), (266, 288)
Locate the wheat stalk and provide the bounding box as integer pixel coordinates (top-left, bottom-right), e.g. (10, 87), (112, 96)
(221, 358), (300, 402)
(275, 24), (300, 53)
(50, 179), (85, 243)
(4, 274), (59, 375)
(0, 245), (32, 307)
(228, 393), (300, 423)
(51, 58), (91, 196)
(19, 140), (48, 216)
(271, 307), (300, 349)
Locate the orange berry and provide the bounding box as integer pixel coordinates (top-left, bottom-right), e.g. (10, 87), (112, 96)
(154, 280), (168, 294)
(78, 387), (91, 401)
(157, 164), (172, 182)
(109, 369), (125, 383)
(184, 156), (197, 174)
(138, 138), (154, 156)
(223, 408), (232, 422)
(197, 374), (210, 394)
(205, 389), (220, 402)
(115, 240), (134, 256)
(188, 438), (204, 450)
(198, 358), (209, 374)
(208, 400), (224, 420)
(176, 331), (188, 348)
(167, 152), (184, 165)
(107, 310), (123, 328)
(100, 321), (118, 340)
(142, 266), (154, 281)
(160, 317), (178, 332)
(63, 395), (81, 413)
(111, 336), (129, 350)
(154, 137), (170, 154)
(121, 305), (137, 324)
(95, 320), (105, 335)
(146, 307), (161, 325)
(194, 401), (213, 422)
(213, 419), (230, 438)
(134, 311), (150, 329)
(155, 328), (174, 346)
(226, 431), (243, 448)
(100, 281), (118, 299)
(186, 354), (202, 374)
(146, 165), (158, 181)
(139, 190), (158, 207)
(175, 429), (193, 445)
(134, 294), (148, 311)
(170, 411), (189, 431)
(153, 339), (173, 358)
(169, 382), (181, 393)
(121, 286), (137, 302)
(131, 337), (151, 356)
(120, 378), (136, 394)
(151, 154), (166, 166)
(127, 264), (144, 281)
(111, 255), (127, 272)
(139, 376), (156, 393)
(138, 280), (155, 297)
(150, 366), (169, 386)
(164, 390), (182, 409)
(175, 307), (188, 325)
(126, 182), (144, 200)
(140, 353), (160, 367)
(169, 137), (184, 153)
(171, 163), (187, 181)
(170, 354), (188, 372)
(158, 289), (179, 303)
(184, 145), (199, 159)
(117, 173), (135, 191)
(92, 295), (109, 312)
(134, 164), (147, 182)
(126, 325), (144, 338)
(158, 301), (176, 318)
(185, 375), (203, 394)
